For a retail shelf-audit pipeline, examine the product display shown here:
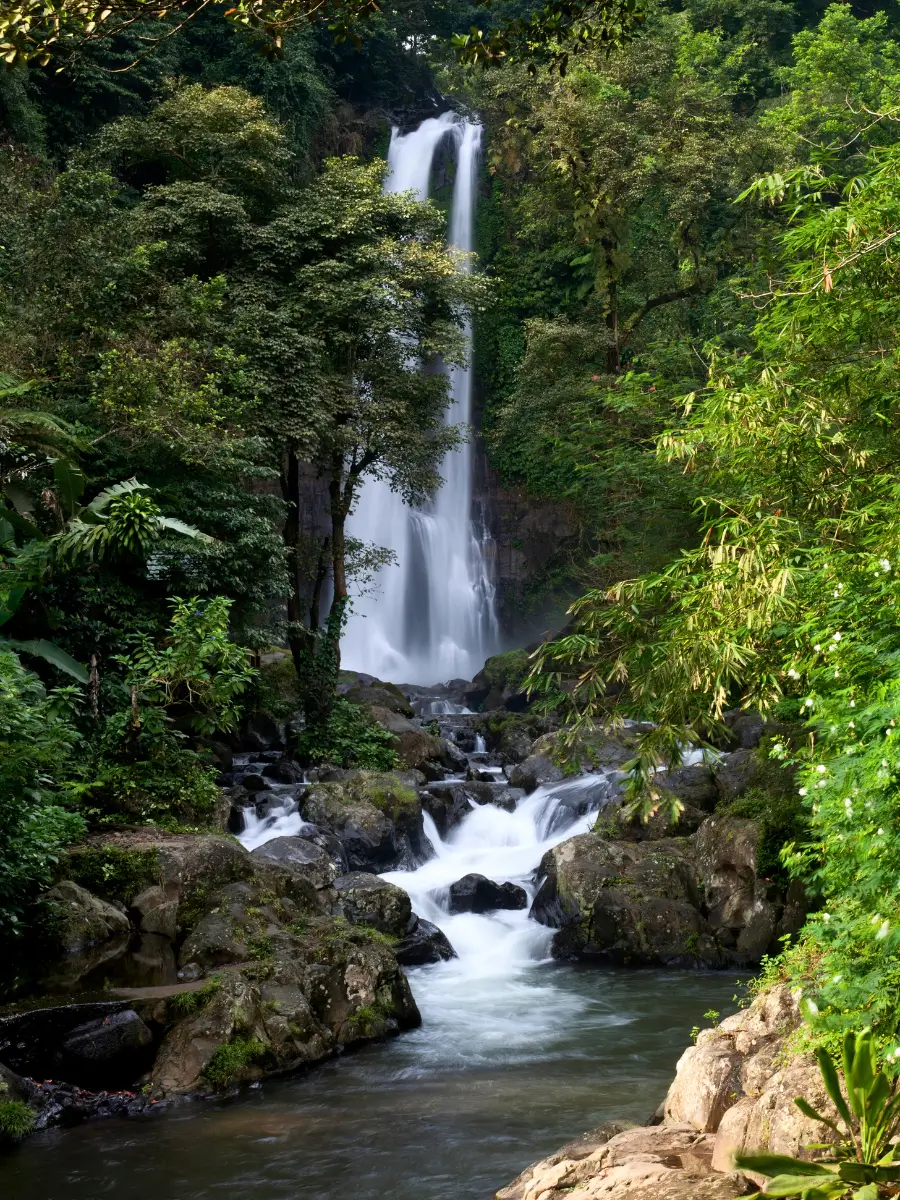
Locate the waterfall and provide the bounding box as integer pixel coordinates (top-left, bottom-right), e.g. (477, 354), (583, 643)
(342, 113), (498, 686)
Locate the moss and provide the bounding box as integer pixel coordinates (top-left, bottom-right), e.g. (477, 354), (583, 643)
(352, 775), (419, 825)
(167, 976), (223, 1019)
(481, 649), (531, 692)
(346, 1001), (392, 1037)
(253, 656), (300, 720)
(64, 845), (160, 904)
(247, 934), (273, 960)
(0, 1100), (35, 1142)
(204, 1037), (267, 1088)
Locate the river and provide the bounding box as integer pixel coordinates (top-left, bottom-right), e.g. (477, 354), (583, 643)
(0, 759), (744, 1199)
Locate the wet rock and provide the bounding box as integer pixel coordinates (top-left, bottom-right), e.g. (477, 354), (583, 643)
(654, 763), (719, 811)
(251, 836), (339, 893)
(532, 834), (722, 967)
(262, 759), (306, 784)
(131, 885), (178, 940)
(531, 730), (632, 770)
(694, 816), (778, 962)
(394, 918), (456, 966)
(45, 881), (132, 952)
(467, 766), (499, 783)
(240, 773), (270, 793)
(0, 1002), (154, 1090)
(507, 754), (565, 793)
(344, 682), (413, 717)
(495, 728), (535, 764)
(334, 873), (414, 936)
(368, 706), (418, 734)
(151, 919), (420, 1095)
(724, 710), (766, 750)
(178, 911), (250, 969)
(447, 873), (528, 914)
(421, 783), (472, 836)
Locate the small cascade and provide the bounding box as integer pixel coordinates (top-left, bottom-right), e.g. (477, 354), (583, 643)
(343, 112), (498, 685)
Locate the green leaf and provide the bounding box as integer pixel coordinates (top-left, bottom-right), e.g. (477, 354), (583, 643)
(157, 516), (215, 543)
(851, 1186), (878, 1200)
(757, 1174), (840, 1196)
(86, 478), (148, 514)
(3, 638), (89, 683)
(735, 1155), (835, 1179)
(50, 457), (85, 518)
(817, 1048), (855, 1130)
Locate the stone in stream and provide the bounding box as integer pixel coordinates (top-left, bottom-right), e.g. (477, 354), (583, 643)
(333, 872), (414, 937)
(446, 873), (528, 914)
(262, 758), (306, 784)
(394, 918), (456, 966)
(507, 753), (565, 793)
(252, 835), (340, 893)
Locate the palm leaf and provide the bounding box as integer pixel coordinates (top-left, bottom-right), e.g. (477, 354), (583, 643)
(2, 637), (89, 682)
(157, 516), (215, 543)
(85, 478), (148, 514)
(51, 458), (85, 518)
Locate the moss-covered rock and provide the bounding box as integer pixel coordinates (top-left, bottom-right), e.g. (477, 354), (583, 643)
(151, 916), (420, 1096)
(43, 881), (131, 953)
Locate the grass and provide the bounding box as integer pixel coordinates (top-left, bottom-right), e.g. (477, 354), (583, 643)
(204, 1038), (267, 1088)
(0, 1101), (35, 1142)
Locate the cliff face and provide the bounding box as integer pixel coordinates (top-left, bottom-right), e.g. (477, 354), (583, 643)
(476, 446), (580, 641)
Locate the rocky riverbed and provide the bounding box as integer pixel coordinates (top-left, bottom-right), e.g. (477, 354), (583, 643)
(0, 671), (802, 1161)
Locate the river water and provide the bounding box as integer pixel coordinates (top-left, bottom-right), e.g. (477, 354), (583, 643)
(0, 764), (743, 1199)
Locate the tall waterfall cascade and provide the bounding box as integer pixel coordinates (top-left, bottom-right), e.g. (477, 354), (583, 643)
(342, 112), (499, 686)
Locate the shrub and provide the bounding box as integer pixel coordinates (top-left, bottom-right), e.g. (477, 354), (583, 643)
(0, 650), (86, 935)
(294, 698), (398, 770)
(65, 845), (160, 903)
(0, 1101), (35, 1143)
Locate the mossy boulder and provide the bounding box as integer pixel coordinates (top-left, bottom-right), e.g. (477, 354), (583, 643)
(151, 917), (420, 1096)
(532, 834), (723, 967)
(301, 772), (430, 869)
(334, 872), (413, 936)
(44, 881), (131, 953)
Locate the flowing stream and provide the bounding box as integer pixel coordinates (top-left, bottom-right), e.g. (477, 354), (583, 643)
(342, 113), (499, 684)
(0, 746), (742, 1199)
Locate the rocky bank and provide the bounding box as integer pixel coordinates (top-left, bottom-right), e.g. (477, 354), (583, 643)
(496, 985), (836, 1200)
(0, 670), (802, 1145)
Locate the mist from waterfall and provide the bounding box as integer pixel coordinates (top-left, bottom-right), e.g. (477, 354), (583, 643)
(342, 113), (498, 686)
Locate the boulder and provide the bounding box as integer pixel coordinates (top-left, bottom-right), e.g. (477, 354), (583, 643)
(334, 873), (414, 936)
(447, 873), (528, 914)
(240, 772), (270, 793)
(531, 729), (633, 769)
(262, 759), (306, 784)
(0, 1062), (29, 1106)
(694, 816), (778, 961)
(344, 683), (413, 717)
(531, 834), (722, 966)
(421, 783), (473, 836)
(508, 754), (565, 793)
(394, 918), (455, 966)
(494, 727), (535, 765)
(45, 880), (131, 952)
(496, 1123), (751, 1200)
(241, 714), (284, 752)
(131, 885), (178, 940)
(0, 1001), (154, 1090)
(301, 783), (399, 872)
(653, 763), (718, 811)
(368, 706), (418, 734)
(724, 710), (766, 750)
(251, 836), (339, 894)
(151, 918), (420, 1095)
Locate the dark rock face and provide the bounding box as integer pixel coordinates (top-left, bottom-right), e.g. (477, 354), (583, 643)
(0, 1003), (155, 1090)
(343, 682), (414, 717)
(262, 759), (306, 784)
(241, 714), (284, 752)
(44, 880), (131, 952)
(531, 835), (723, 967)
(507, 754), (565, 793)
(334, 873), (414, 937)
(251, 836), (339, 894)
(393, 918), (456, 966)
(653, 764), (719, 811)
(420, 783), (472, 836)
(447, 874), (528, 914)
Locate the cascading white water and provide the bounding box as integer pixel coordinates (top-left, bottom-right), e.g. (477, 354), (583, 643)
(381, 776), (612, 1061)
(342, 113), (498, 685)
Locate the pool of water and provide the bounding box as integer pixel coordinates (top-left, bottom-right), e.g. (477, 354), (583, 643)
(0, 962), (742, 1200)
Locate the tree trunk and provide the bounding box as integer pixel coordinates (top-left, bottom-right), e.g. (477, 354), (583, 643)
(280, 451), (316, 681)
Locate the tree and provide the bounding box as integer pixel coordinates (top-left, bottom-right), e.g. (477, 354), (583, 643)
(228, 155), (484, 719)
(0, 0), (643, 72)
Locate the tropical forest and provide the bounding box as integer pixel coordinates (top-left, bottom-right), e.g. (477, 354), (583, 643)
(2, 1), (900, 1197)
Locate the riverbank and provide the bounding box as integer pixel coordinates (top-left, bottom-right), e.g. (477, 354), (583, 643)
(495, 984), (833, 1200)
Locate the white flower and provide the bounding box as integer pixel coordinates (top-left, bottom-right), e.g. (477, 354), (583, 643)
(878, 828), (885, 836)
(822, 913), (831, 922)
(834, 670), (840, 678)
(832, 974), (842, 984)
(814, 644), (822, 652)
(817, 764), (827, 774)
(878, 921), (890, 940)
(834, 589), (841, 597)
(833, 632), (842, 642)
(798, 788), (807, 796)
(850, 700), (856, 708)
(881, 559), (892, 572)
(787, 668), (799, 679)
(804, 698), (814, 708)
(883, 760), (890, 768)
(817, 779), (827, 788)
(844, 797), (853, 808)
(849, 720), (855, 729)
(806, 999), (820, 1017)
